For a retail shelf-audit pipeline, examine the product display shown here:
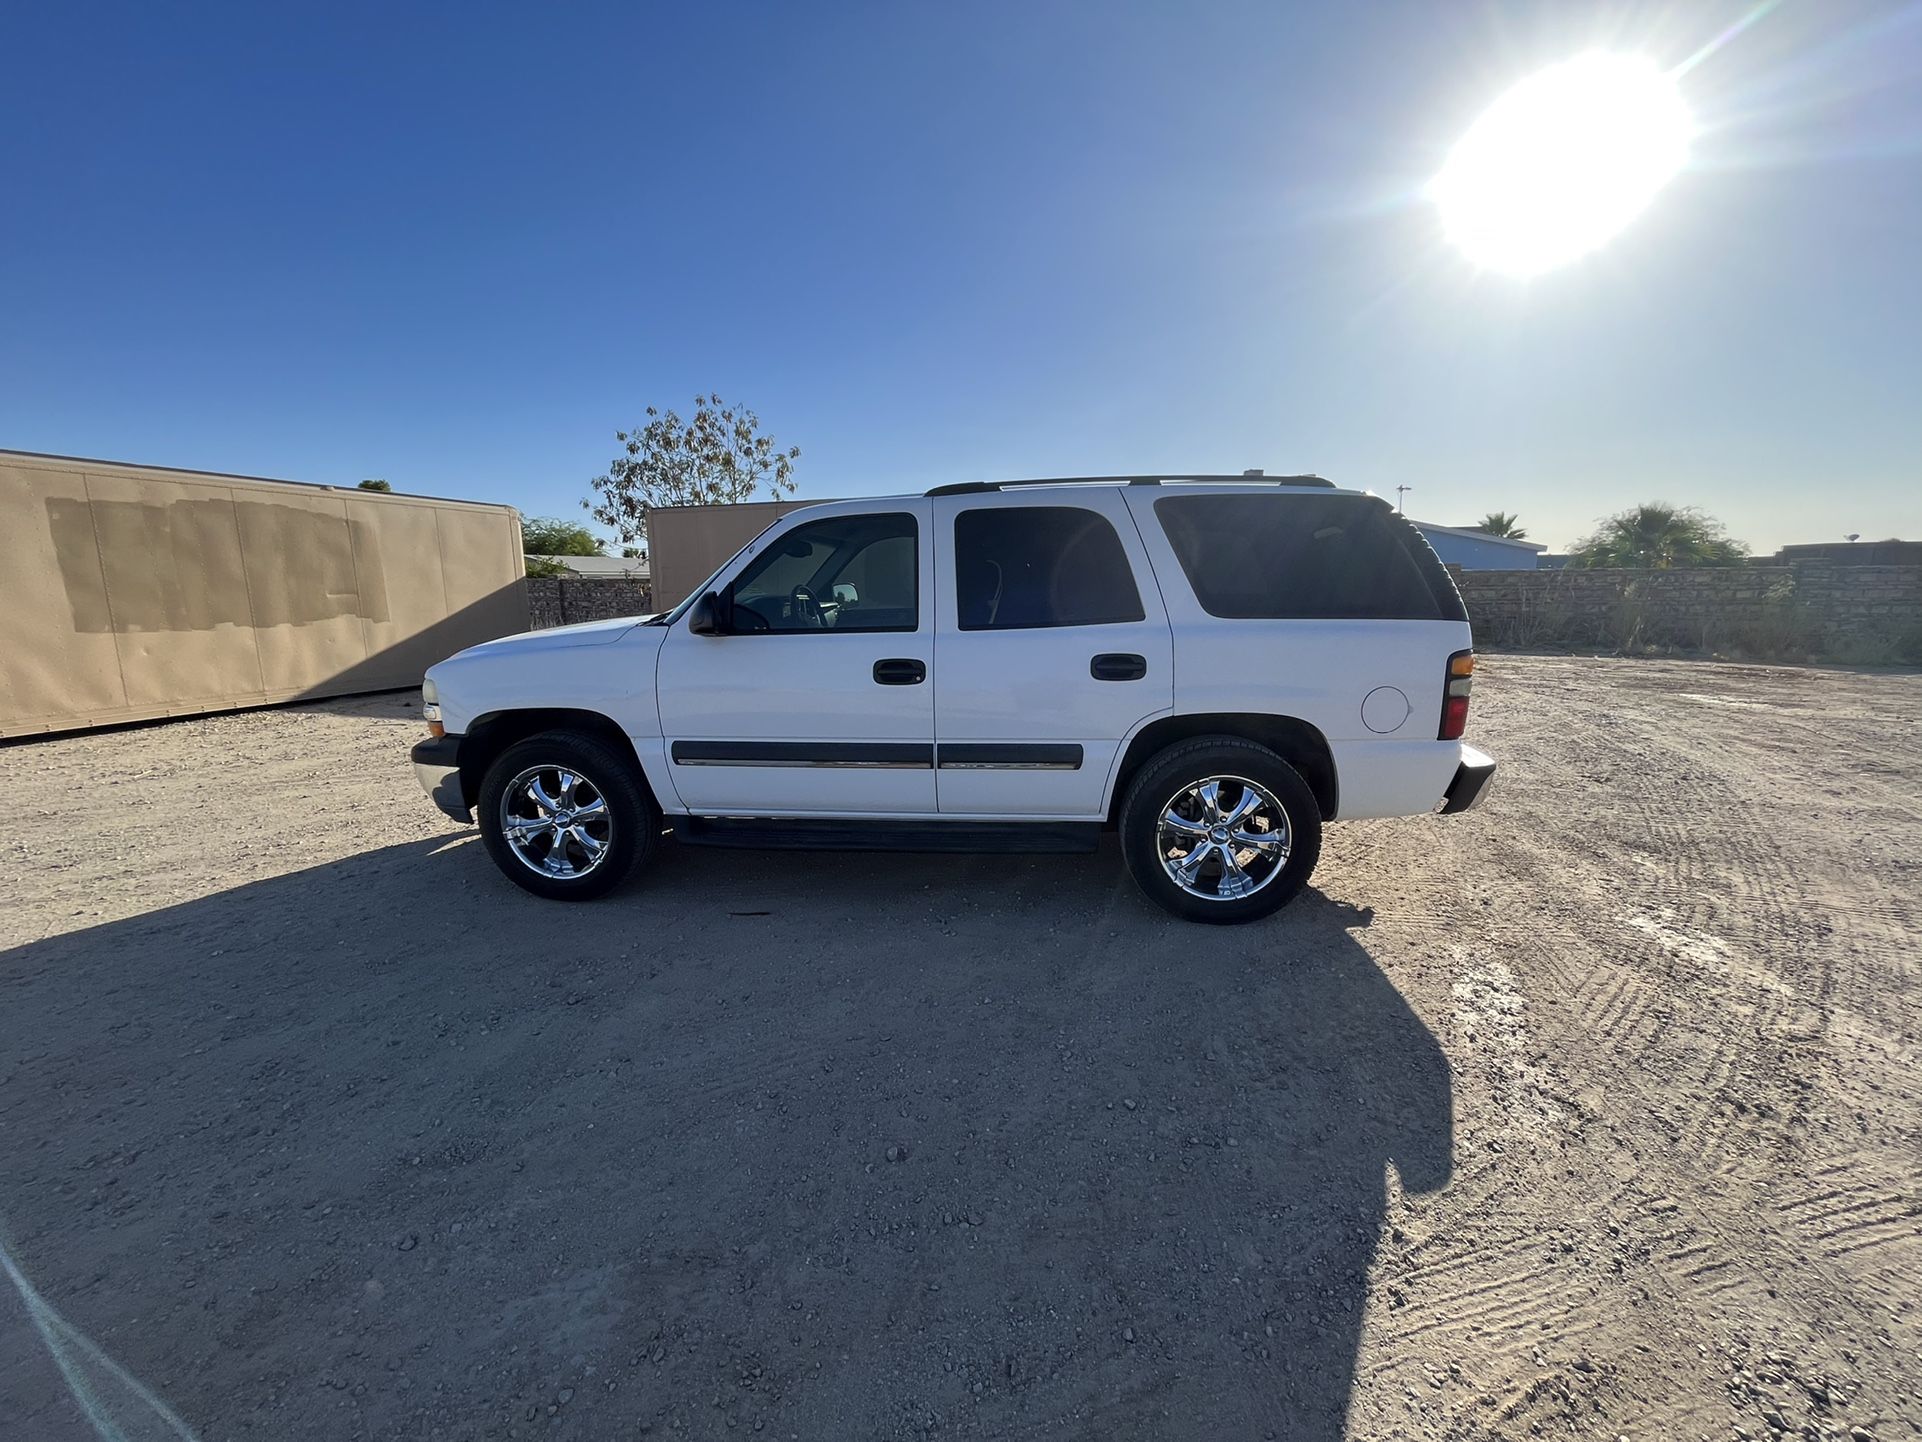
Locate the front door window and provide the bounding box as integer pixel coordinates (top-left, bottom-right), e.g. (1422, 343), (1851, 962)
(730, 513), (918, 633)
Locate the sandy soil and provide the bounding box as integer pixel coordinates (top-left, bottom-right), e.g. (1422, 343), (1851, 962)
(2, 656), (1918, 1441)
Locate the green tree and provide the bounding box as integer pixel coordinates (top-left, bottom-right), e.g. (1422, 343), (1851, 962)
(521, 516), (604, 557)
(523, 556), (572, 579)
(1474, 511), (1527, 540)
(1570, 503), (1747, 569)
(357, 478), (392, 492)
(586, 393), (799, 559)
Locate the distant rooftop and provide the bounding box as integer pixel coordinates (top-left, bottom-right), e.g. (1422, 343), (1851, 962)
(1416, 520), (1547, 552)
(528, 554), (650, 579)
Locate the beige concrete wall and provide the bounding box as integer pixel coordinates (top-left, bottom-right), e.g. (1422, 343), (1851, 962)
(1, 451), (528, 736)
(648, 499), (819, 608)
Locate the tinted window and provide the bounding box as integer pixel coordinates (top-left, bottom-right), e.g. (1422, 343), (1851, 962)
(730, 512), (918, 632)
(1154, 494), (1465, 621)
(955, 507), (1146, 631)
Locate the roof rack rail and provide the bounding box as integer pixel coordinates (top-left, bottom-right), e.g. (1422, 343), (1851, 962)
(924, 473), (1334, 497)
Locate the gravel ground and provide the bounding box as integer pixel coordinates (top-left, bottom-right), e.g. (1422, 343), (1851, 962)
(2, 655), (1918, 1441)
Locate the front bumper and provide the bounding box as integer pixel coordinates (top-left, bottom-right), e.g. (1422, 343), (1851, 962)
(1439, 744), (1496, 815)
(411, 735), (471, 822)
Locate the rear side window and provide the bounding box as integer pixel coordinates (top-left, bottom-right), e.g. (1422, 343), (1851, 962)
(955, 506), (1146, 630)
(1153, 494), (1466, 622)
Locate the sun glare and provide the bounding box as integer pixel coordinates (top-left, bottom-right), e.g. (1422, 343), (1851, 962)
(1432, 53), (1692, 277)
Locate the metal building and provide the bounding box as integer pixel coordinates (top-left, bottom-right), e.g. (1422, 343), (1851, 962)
(1410, 521), (1546, 571)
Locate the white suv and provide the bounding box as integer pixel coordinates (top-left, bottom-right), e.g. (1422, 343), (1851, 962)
(412, 476), (1494, 923)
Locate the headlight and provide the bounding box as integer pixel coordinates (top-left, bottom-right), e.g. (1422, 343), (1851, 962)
(422, 678), (439, 705)
(421, 677), (443, 735)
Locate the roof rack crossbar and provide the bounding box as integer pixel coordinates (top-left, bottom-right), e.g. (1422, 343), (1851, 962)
(924, 474), (1334, 497)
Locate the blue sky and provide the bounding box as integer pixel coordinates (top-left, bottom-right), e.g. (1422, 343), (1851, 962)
(3, 0), (1918, 552)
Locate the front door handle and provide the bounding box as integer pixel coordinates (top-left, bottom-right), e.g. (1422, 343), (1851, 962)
(1090, 653), (1147, 681)
(873, 658), (926, 685)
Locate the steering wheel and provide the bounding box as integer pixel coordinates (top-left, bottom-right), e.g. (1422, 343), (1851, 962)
(790, 585), (825, 629)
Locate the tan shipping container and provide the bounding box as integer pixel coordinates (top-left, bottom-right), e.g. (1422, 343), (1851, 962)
(646, 498), (819, 609)
(1, 450), (529, 737)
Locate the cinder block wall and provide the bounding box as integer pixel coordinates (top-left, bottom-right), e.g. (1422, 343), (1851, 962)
(526, 578), (654, 629)
(1451, 563), (1922, 660)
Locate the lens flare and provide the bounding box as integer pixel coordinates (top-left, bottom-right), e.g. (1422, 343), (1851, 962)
(1432, 53), (1693, 277)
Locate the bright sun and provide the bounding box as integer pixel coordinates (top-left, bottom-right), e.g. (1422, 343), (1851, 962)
(1432, 53), (1693, 277)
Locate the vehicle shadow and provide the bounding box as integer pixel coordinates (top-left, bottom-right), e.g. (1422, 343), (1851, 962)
(1, 836), (1452, 1442)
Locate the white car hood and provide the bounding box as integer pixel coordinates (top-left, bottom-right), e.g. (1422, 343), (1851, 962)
(456, 615), (650, 657)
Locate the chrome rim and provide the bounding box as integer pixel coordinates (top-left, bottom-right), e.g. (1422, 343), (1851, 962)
(1157, 775), (1291, 901)
(498, 765), (614, 879)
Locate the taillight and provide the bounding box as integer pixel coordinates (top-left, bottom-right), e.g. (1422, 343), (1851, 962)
(1439, 650), (1474, 740)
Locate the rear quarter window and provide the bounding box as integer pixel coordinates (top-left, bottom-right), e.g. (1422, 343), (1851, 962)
(1153, 494), (1466, 622)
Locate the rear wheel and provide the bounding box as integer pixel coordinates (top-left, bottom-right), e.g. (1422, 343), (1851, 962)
(477, 732), (656, 900)
(1119, 737), (1322, 924)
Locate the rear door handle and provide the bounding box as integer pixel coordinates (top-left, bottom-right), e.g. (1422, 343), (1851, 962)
(873, 658), (926, 685)
(1091, 653), (1147, 681)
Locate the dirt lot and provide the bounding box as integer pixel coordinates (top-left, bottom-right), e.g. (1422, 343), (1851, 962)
(2, 655), (1918, 1441)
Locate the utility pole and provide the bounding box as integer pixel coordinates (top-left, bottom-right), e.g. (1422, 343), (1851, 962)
(1395, 484), (1413, 514)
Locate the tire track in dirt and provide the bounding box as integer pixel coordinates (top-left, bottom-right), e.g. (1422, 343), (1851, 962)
(1344, 658), (1922, 1439)
(1779, 1161), (1922, 1274)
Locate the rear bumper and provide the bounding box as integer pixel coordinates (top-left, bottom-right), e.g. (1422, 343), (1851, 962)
(1439, 745), (1496, 815)
(411, 734), (471, 822)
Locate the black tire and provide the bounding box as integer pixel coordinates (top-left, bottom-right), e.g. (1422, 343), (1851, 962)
(1118, 736), (1322, 924)
(476, 731), (657, 901)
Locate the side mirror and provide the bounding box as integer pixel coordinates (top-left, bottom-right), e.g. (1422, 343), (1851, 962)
(686, 590), (726, 636)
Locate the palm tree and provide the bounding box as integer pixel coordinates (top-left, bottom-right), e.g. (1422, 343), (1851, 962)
(1569, 503), (1747, 569)
(1474, 511), (1527, 540)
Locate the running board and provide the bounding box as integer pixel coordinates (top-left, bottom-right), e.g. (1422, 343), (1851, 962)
(670, 816), (1100, 854)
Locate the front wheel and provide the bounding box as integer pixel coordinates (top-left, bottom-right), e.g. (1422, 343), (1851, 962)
(476, 732), (657, 900)
(1119, 737), (1322, 924)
